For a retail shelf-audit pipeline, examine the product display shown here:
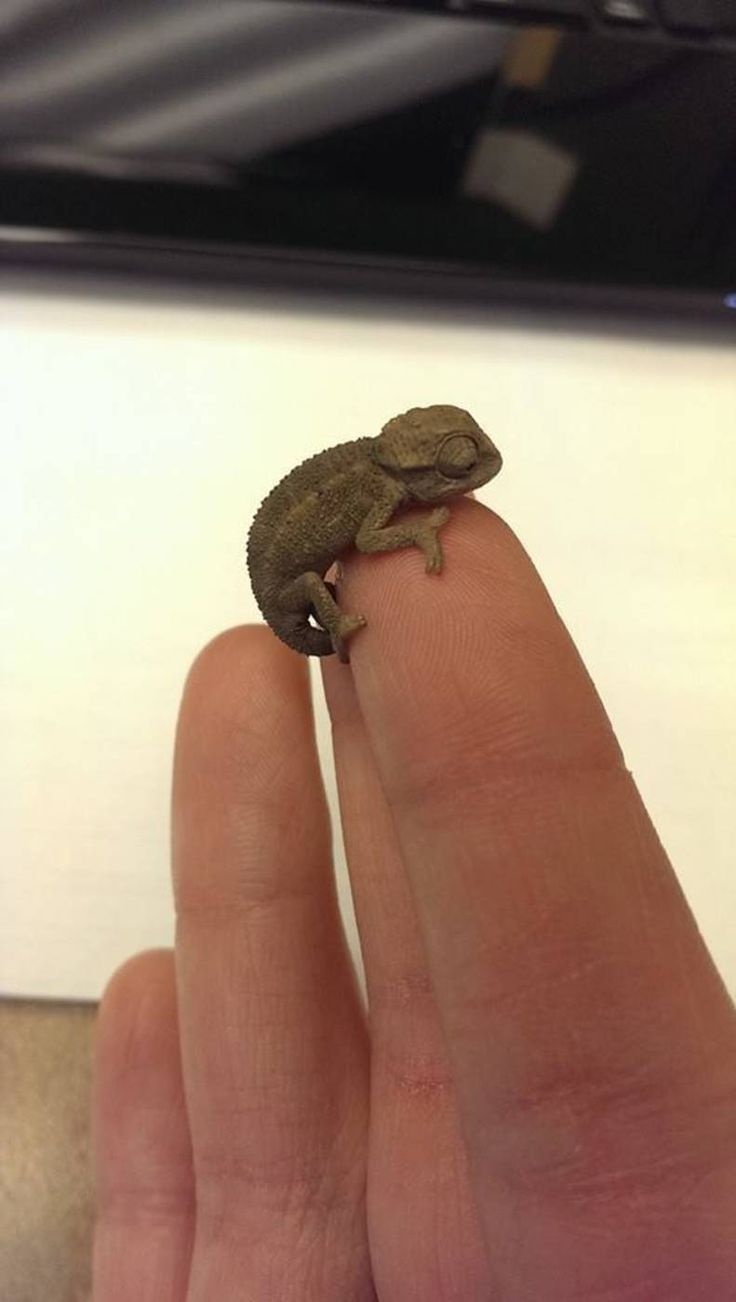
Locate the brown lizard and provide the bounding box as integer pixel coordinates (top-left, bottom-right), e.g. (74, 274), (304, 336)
(247, 404), (502, 660)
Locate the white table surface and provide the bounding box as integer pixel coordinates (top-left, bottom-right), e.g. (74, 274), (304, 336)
(2, 276), (734, 1001)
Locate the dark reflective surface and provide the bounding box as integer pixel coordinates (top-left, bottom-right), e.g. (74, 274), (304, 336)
(1, 1), (735, 311)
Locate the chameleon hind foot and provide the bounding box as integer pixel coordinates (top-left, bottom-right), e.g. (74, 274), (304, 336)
(332, 612), (367, 663)
(322, 579), (366, 660)
(283, 571), (366, 661)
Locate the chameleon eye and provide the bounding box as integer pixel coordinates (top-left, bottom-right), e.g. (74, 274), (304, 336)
(436, 434), (477, 479)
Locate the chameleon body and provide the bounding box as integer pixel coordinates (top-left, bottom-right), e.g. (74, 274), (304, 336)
(247, 404), (502, 660)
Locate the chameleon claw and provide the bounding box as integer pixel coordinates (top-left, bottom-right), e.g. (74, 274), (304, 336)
(424, 545), (444, 575)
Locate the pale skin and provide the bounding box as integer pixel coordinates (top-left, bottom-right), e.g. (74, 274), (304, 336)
(93, 501), (736, 1301)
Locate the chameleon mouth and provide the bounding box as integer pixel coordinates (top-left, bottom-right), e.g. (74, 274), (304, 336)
(473, 446), (502, 488)
(489, 448), (503, 478)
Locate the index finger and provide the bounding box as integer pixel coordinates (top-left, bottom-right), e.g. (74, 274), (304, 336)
(340, 499), (736, 1299)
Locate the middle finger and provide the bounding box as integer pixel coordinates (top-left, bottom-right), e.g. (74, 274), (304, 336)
(324, 658), (491, 1302)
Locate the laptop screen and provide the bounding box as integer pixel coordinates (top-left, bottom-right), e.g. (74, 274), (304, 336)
(2, 0), (735, 316)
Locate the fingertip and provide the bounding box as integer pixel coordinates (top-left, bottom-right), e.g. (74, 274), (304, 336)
(173, 625), (314, 838)
(179, 624), (307, 729)
(100, 946), (174, 1004)
(96, 949), (178, 1088)
(172, 621), (330, 920)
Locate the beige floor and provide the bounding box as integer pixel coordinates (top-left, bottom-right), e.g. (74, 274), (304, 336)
(1, 1000), (95, 1302)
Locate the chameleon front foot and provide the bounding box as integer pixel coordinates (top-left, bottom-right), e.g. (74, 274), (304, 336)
(418, 506), (450, 574)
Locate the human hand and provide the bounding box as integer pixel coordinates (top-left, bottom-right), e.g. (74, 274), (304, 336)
(92, 501), (736, 1301)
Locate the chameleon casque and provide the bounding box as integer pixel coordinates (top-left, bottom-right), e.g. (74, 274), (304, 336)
(247, 404), (502, 661)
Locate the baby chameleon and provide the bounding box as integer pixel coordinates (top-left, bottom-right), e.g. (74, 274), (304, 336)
(247, 404), (502, 661)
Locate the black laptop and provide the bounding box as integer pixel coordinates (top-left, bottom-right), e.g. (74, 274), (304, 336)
(1, 0), (735, 320)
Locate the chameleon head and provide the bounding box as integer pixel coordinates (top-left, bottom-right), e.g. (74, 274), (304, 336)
(373, 404), (502, 502)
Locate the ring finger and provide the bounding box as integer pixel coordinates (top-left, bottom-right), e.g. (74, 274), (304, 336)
(171, 627), (373, 1301)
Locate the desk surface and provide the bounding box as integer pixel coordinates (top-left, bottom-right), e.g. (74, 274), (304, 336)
(2, 278), (735, 1003)
(0, 997), (95, 1302)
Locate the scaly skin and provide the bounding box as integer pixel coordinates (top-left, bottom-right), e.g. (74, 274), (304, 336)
(246, 404), (502, 660)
